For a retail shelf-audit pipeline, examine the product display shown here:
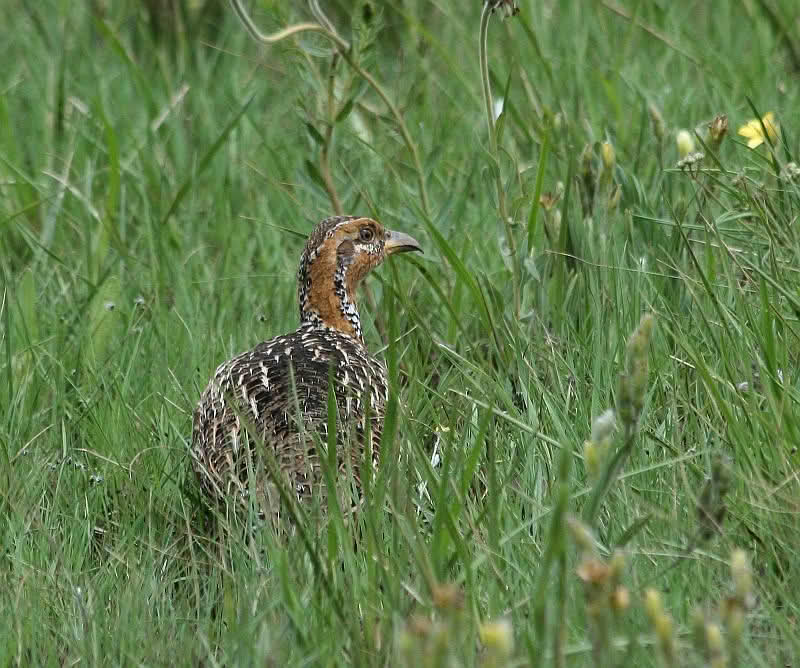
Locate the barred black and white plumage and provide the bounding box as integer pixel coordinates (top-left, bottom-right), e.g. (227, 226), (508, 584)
(191, 215), (422, 514)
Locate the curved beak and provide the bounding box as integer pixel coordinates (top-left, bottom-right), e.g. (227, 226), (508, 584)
(385, 229), (423, 255)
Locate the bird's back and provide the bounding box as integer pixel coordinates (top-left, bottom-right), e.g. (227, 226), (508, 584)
(191, 323), (388, 510)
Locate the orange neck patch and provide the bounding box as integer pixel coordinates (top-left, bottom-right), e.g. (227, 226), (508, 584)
(306, 237), (360, 339)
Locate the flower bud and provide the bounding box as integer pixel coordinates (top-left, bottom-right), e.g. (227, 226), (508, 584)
(727, 605), (745, 644)
(730, 549), (752, 602)
(676, 129), (695, 158)
(601, 141), (616, 173)
(644, 588), (675, 662)
(576, 558), (611, 585)
(432, 582), (464, 611)
(705, 622), (726, 668)
(707, 114), (728, 152)
(611, 586), (630, 612)
(691, 608), (706, 652)
(644, 588), (662, 620)
(478, 618), (514, 657)
(705, 622), (723, 654)
(609, 551), (626, 578)
(583, 440), (600, 477)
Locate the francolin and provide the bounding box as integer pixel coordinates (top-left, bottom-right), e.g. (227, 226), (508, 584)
(191, 215), (422, 516)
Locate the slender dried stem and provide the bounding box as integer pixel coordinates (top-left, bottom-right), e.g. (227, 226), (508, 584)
(479, 2), (520, 316)
(320, 55), (343, 216)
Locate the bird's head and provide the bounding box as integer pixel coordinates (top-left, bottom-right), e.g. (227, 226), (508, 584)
(297, 216), (422, 340)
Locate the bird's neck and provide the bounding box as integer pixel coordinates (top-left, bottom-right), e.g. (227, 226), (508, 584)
(298, 255), (363, 342)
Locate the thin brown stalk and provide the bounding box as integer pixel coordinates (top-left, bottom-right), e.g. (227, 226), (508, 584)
(320, 54), (343, 216)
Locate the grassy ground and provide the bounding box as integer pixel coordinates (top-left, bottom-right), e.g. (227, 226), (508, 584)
(2, 0), (799, 665)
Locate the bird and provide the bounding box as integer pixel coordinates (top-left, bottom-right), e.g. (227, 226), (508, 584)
(191, 215), (422, 517)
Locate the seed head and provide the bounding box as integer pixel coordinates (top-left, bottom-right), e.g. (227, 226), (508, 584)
(780, 162), (800, 182)
(487, 0), (520, 18)
(644, 589), (676, 663)
(591, 409), (616, 446)
(617, 314), (655, 431)
(676, 151), (705, 171)
(649, 103), (666, 142)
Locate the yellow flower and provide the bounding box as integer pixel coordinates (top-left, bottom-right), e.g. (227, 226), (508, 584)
(737, 112), (779, 148)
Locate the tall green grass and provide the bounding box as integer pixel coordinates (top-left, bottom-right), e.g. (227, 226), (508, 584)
(1, 0), (799, 665)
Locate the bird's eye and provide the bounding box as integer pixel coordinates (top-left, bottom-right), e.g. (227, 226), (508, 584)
(359, 227), (375, 242)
